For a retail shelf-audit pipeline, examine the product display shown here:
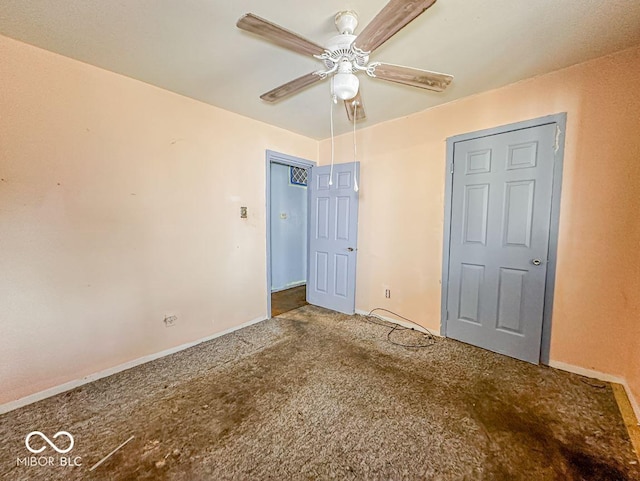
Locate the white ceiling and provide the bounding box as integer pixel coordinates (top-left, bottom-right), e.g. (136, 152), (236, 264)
(1, 0), (640, 139)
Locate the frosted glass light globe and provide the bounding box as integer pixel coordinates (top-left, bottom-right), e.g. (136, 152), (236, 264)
(332, 73), (359, 100)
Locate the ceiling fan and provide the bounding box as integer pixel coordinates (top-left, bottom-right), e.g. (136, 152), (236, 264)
(236, 0), (453, 122)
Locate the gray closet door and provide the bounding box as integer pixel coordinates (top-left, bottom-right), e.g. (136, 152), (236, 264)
(446, 124), (556, 363)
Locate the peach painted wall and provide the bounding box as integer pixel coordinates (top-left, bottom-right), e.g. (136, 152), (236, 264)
(0, 35), (317, 404)
(1, 31), (638, 413)
(319, 46), (640, 408)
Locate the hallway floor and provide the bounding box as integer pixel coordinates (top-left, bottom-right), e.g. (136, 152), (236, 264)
(271, 284), (307, 317)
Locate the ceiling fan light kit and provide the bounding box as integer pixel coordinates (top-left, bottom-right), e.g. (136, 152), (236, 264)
(331, 64), (360, 100)
(237, 0), (454, 122)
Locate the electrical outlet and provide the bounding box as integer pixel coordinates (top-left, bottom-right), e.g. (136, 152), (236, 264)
(240, 206), (248, 219)
(385, 288), (391, 299)
(164, 315), (177, 327)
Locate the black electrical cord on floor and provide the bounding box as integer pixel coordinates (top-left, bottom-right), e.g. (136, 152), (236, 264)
(274, 307), (437, 349)
(364, 308), (437, 349)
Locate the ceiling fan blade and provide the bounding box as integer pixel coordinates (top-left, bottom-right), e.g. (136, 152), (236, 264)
(237, 13), (325, 57)
(344, 92), (366, 122)
(371, 63), (452, 92)
(354, 0), (437, 54)
(260, 72), (324, 102)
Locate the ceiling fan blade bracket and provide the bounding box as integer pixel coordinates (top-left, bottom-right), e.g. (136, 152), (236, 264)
(314, 63), (339, 79)
(313, 51), (331, 61)
(314, 50), (338, 70)
(352, 47), (371, 68)
(352, 45), (372, 59)
(366, 61), (382, 77)
(351, 63), (370, 75)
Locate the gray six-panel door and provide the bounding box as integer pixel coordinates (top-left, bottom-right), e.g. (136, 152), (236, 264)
(307, 162), (360, 314)
(446, 124), (556, 363)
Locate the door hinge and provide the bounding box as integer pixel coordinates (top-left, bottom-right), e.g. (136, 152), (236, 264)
(450, 161), (454, 174)
(554, 125), (561, 153)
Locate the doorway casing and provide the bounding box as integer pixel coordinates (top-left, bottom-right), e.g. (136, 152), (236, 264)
(440, 113), (567, 364)
(266, 150), (316, 319)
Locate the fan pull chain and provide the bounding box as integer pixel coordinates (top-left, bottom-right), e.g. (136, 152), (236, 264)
(329, 93), (336, 186)
(353, 101), (359, 192)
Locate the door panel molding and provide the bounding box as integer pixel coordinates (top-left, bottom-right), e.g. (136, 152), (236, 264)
(441, 113), (567, 364)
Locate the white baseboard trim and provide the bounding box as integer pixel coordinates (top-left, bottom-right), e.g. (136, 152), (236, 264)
(0, 316), (266, 416)
(355, 309), (442, 336)
(271, 282), (306, 294)
(549, 360), (640, 422)
(548, 360), (626, 383)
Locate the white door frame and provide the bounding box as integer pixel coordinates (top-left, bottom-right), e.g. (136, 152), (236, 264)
(440, 113), (567, 364)
(265, 150), (315, 319)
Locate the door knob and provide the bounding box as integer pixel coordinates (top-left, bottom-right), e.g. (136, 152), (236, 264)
(347, 247), (355, 252)
(531, 259), (542, 266)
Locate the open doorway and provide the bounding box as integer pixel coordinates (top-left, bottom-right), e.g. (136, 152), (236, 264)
(266, 151), (315, 318)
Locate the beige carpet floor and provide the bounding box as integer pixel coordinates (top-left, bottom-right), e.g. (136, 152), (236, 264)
(1, 305), (638, 480)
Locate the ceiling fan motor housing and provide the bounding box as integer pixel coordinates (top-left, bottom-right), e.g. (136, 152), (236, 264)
(324, 34), (355, 68)
(320, 10), (370, 73)
(322, 35), (369, 70)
